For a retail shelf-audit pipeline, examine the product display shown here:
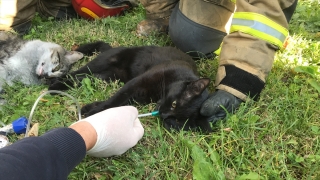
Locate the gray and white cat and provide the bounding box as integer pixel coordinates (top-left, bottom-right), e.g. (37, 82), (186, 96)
(0, 31), (83, 92)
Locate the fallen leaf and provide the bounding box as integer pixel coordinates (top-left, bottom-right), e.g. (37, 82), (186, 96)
(28, 123), (39, 137)
(40, 98), (48, 102)
(223, 128), (232, 132)
(71, 44), (80, 51)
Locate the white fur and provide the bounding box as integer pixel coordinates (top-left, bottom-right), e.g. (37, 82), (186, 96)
(0, 40), (83, 92)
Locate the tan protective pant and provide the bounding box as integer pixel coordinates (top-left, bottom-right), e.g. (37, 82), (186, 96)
(0, 0), (73, 33)
(139, 0), (178, 19)
(216, 0), (297, 100)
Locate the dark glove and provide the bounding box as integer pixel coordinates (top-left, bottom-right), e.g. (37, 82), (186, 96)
(200, 90), (243, 123)
(201, 65), (266, 122)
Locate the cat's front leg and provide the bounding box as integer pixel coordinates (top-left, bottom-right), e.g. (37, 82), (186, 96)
(81, 101), (105, 117)
(48, 77), (73, 91)
(48, 73), (88, 91)
(82, 78), (140, 117)
(75, 41), (112, 56)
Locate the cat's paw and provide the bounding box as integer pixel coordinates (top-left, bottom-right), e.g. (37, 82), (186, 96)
(48, 79), (70, 91)
(81, 102), (103, 117)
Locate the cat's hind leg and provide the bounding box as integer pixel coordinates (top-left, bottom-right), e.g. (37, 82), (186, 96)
(75, 41), (112, 56)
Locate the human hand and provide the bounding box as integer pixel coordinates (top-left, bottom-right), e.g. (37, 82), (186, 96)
(72, 106), (144, 157)
(200, 90), (243, 122)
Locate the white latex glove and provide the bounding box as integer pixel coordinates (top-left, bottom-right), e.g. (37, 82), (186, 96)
(76, 106), (144, 157)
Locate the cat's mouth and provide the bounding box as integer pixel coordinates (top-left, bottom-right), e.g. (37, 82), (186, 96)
(160, 112), (189, 130)
(37, 66), (49, 78)
(162, 117), (197, 131)
(158, 107), (187, 130)
(162, 118), (181, 130)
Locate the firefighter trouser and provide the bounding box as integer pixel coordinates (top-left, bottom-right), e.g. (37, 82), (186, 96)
(139, 0), (178, 19)
(139, 0), (235, 58)
(0, 0), (75, 34)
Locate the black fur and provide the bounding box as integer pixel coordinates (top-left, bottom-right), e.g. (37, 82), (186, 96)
(48, 41), (212, 132)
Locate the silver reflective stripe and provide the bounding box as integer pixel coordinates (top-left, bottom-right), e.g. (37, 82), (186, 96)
(232, 18), (286, 43)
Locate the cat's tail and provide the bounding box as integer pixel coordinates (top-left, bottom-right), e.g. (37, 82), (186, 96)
(75, 41), (112, 56)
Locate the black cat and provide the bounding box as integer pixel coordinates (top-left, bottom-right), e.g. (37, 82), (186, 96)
(48, 41), (212, 132)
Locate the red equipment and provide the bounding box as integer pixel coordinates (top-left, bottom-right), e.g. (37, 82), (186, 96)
(72, 0), (131, 20)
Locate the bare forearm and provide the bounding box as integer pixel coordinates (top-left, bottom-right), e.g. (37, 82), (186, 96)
(70, 121), (97, 151)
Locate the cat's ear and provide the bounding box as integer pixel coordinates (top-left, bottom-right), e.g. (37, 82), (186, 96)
(187, 78), (210, 96)
(64, 51), (84, 65)
(51, 50), (60, 63)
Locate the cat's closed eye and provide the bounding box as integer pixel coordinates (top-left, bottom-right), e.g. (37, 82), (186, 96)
(52, 64), (60, 72)
(171, 100), (177, 110)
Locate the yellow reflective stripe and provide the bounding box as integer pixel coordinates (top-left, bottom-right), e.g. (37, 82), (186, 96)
(231, 24), (284, 48)
(230, 0), (236, 3)
(230, 12), (288, 49)
(214, 45), (222, 55)
(233, 12), (288, 37)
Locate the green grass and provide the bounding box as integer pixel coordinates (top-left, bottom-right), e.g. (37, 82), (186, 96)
(1, 1), (320, 179)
